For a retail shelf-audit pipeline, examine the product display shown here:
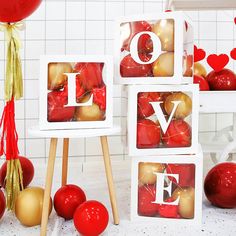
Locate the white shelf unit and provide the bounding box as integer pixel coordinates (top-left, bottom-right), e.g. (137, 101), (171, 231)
(169, 0), (236, 10)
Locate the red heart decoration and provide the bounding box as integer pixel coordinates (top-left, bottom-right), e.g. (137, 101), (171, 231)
(194, 45), (206, 62)
(234, 17), (236, 25)
(230, 48), (236, 60)
(207, 54), (229, 72)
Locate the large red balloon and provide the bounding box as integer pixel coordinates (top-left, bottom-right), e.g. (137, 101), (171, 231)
(206, 69), (236, 91)
(73, 200), (109, 236)
(0, 189), (5, 220)
(54, 184), (86, 220)
(0, 0), (42, 23)
(0, 156), (34, 188)
(204, 162), (236, 208)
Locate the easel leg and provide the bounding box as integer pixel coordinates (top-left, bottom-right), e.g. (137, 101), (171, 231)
(100, 136), (120, 225)
(62, 138), (69, 186)
(40, 138), (58, 236)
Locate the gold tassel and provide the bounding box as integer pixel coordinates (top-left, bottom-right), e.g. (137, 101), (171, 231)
(0, 22), (25, 101)
(5, 159), (24, 210)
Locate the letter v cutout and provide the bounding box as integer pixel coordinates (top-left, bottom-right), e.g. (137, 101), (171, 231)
(149, 101), (181, 133)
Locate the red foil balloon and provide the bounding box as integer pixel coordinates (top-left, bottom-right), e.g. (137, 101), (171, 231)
(73, 200), (109, 236)
(162, 119), (191, 147)
(0, 156), (34, 188)
(54, 184), (86, 220)
(0, 189), (6, 220)
(0, 0), (42, 23)
(137, 119), (161, 148)
(204, 162), (236, 208)
(206, 69), (236, 90)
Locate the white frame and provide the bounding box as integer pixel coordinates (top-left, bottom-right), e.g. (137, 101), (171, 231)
(128, 84), (199, 155)
(39, 55), (113, 130)
(114, 11), (194, 85)
(130, 146), (203, 225)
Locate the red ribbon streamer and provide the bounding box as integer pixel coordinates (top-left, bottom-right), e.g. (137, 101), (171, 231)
(0, 97), (19, 160)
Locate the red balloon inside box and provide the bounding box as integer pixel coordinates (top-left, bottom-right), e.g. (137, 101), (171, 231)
(47, 62), (107, 122)
(121, 21), (152, 53)
(166, 164), (195, 188)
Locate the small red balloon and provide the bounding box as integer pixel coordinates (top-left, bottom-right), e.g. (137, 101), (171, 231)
(193, 75), (210, 91)
(54, 184), (86, 220)
(73, 200), (109, 236)
(137, 92), (162, 118)
(138, 184), (158, 216)
(162, 119), (191, 147)
(0, 0), (42, 23)
(204, 162), (236, 208)
(0, 189), (6, 220)
(0, 156), (34, 188)
(206, 68), (236, 91)
(120, 54), (152, 77)
(137, 119), (161, 148)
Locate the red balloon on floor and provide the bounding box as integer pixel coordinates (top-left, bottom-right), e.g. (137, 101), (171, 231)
(204, 162), (236, 208)
(54, 184), (86, 220)
(0, 156), (34, 188)
(73, 200), (109, 236)
(0, 189), (5, 220)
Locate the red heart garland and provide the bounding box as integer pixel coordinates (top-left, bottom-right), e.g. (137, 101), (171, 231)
(207, 54), (229, 72)
(230, 48), (236, 60)
(194, 45), (206, 62)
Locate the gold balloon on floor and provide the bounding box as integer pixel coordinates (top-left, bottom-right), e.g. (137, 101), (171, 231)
(152, 52), (174, 77)
(194, 62), (207, 78)
(152, 19), (174, 52)
(15, 187), (52, 227)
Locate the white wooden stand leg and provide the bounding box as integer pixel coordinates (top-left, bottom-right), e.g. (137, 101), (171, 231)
(40, 138), (58, 236)
(100, 136), (120, 225)
(62, 138), (69, 186)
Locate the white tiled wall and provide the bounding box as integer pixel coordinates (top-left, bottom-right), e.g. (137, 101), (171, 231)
(0, 0), (235, 169)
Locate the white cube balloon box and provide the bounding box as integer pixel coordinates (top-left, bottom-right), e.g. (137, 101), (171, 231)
(128, 84), (199, 156)
(114, 11), (194, 85)
(39, 55), (113, 130)
(130, 148), (203, 225)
